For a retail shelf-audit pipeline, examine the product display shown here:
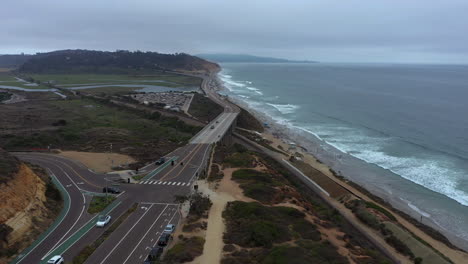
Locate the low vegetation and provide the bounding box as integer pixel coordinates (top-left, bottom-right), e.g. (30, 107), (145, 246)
(72, 203), (137, 264)
(188, 93), (223, 123)
(0, 97), (200, 163)
(223, 202), (318, 247)
(0, 92), (12, 102)
(0, 149), (19, 184)
(222, 201), (348, 264)
(215, 144), (392, 264)
(231, 169), (283, 203)
(236, 107), (264, 132)
(175, 192), (212, 223)
(163, 236), (205, 264)
(88, 196), (116, 214)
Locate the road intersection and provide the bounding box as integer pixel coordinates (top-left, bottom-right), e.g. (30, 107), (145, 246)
(11, 73), (239, 264)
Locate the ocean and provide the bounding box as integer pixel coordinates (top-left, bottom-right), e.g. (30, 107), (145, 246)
(218, 62), (468, 249)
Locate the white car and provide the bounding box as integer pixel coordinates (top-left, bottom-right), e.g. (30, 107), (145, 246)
(163, 224), (175, 234)
(96, 215), (111, 227)
(47, 255), (64, 264)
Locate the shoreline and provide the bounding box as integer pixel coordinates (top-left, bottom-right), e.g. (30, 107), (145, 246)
(211, 70), (468, 261)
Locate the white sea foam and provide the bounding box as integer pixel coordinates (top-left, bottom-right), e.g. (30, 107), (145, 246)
(400, 198), (431, 217)
(266, 103), (300, 114)
(219, 73), (246, 91)
(295, 123), (468, 206)
(246, 86), (263, 95)
(219, 69), (468, 206)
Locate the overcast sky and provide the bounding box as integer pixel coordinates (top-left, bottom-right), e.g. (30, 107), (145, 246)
(2, 0), (468, 63)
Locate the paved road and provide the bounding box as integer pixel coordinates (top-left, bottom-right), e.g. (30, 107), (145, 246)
(11, 73), (237, 264)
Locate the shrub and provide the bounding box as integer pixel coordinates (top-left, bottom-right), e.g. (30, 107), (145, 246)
(164, 236), (205, 263)
(292, 219), (321, 241)
(385, 235), (414, 258)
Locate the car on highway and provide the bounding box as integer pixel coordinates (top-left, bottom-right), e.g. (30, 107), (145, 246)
(155, 157), (166, 165)
(102, 187), (121, 194)
(96, 215), (111, 227)
(47, 255), (64, 264)
(163, 224), (175, 234)
(157, 233), (172, 247)
(210, 125), (215, 129)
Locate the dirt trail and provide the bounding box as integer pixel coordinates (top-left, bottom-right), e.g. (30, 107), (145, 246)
(59, 151), (135, 173)
(189, 168), (253, 264)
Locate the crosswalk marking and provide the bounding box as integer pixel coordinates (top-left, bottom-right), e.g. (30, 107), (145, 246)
(139, 180), (189, 186)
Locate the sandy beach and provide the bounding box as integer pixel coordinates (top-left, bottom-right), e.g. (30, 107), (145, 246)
(212, 70), (468, 263)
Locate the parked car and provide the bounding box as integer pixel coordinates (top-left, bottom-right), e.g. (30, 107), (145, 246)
(96, 215), (111, 227)
(102, 187), (121, 194)
(47, 255), (64, 264)
(163, 224), (175, 234)
(146, 246), (164, 261)
(155, 157), (166, 165)
(157, 233), (171, 247)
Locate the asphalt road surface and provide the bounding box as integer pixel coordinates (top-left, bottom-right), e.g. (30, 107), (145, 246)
(11, 74), (237, 264)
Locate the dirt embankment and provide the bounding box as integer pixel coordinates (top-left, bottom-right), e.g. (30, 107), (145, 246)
(0, 160), (62, 263)
(59, 150), (136, 173)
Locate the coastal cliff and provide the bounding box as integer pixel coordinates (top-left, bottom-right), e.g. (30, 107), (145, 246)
(0, 150), (62, 263)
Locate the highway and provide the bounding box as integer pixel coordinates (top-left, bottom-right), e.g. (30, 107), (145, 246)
(11, 73), (237, 264)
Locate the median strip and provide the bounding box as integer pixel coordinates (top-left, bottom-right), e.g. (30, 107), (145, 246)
(40, 200), (121, 263)
(141, 156), (178, 181)
(72, 203), (138, 264)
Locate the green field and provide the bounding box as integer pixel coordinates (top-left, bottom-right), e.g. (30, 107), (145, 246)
(28, 73), (202, 88)
(0, 73), (54, 90)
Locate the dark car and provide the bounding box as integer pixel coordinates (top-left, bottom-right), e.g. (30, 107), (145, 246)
(146, 247), (163, 261)
(155, 157), (166, 165)
(157, 233), (171, 247)
(102, 187), (121, 194)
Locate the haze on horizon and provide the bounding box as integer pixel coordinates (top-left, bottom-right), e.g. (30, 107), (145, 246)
(2, 0), (468, 64)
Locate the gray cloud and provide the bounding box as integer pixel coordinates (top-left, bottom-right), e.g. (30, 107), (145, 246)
(2, 0), (468, 63)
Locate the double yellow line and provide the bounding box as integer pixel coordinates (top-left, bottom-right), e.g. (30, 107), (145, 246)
(158, 144), (205, 181)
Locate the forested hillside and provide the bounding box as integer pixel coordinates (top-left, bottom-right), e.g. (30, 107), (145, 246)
(16, 50), (219, 74)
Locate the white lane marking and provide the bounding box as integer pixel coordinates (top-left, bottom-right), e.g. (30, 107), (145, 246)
(153, 205), (180, 247)
(139, 202), (179, 206)
(152, 181), (157, 185)
(15, 169), (72, 263)
(171, 182), (177, 185)
(162, 182), (167, 185)
(52, 201), (121, 258)
(36, 164), (87, 260)
(157, 181), (162, 185)
(177, 182), (181, 186)
(99, 204), (155, 264)
(116, 191), (125, 198)
(122, 205), (170, 264)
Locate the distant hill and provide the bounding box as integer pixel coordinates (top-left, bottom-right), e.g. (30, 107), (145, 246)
(0, 54), (34, 68)
(197, 53), (317, 63)
(15, 50), (219, 74)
